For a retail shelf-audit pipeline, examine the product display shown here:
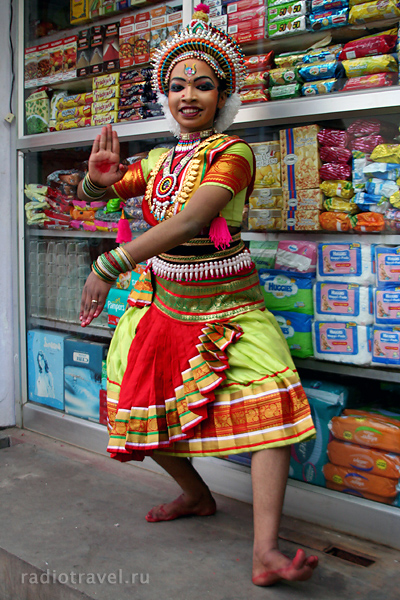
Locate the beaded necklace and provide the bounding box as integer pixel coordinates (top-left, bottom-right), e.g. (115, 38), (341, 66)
(150, 129), (219, 222)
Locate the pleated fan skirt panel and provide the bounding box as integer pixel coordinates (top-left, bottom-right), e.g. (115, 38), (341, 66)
(106, 268), (316, 462)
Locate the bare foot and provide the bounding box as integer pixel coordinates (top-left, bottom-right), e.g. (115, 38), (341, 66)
(145, 493), (217, 523)
(252, 548), (318, 586)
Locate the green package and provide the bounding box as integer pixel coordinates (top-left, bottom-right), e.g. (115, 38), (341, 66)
(249, 241), (278, 270)
(269, 66), (303, 86)
(269, 83), (302, 100)
(25, 89), (49, 134)
(258, 269), (314, 314)
(271, 310), (313, 358)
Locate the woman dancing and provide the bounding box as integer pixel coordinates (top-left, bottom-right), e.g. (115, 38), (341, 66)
(78, 4), (318, 587)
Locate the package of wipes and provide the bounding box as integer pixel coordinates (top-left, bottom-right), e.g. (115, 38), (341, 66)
(274, 240), (317, 273)
(375, 246), (400, 288)
(272, 310), (313, 358)
(371, 326), (400, 366)
(312, 321), (372, 365)
(259, 270), (314, 314)
(374, 288), (400, 325)
(317, 242), (375, 285)
(314, 282), (374, 325)
(249, 240), (278, 271)
(290, 379), (352, 487)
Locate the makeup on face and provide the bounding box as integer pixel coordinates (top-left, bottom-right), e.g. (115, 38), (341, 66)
(168, 60), (226, 133)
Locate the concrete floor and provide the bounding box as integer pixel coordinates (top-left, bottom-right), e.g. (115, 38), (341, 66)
(0, 428), (399, 600)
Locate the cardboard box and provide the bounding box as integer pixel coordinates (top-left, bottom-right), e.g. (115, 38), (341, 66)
(249, 188), (283, 209)
(150, 15), (168, 56)
(103, 22), (120, 72)
(89, 25), (104, 75)
(64, 338), (108, 422)
(226, 0), (265, 12)
(280, 125), (321, 190)
(27, 330), (69, 410)
(49, 40), (64, 83)
(228, 17), (266, 35)
(166, 11), (182, 42)
(76, 30), (90, 78)
(227, 5), (266, 23)
(101, 0), (117, 15)
(233, 28), (266, 44)
(24, 46), (38, 88)
(248, 209), (282, 231)
(63, 36), (77, 80)
(70, 0), (89, 24)
(37, 43), (51, 84)
(283, 189), (324, 210)
(89, 0), (101, 19)
(210, 15), (227, 27)
(150, 4), (174, 17)
(251, 141), (281, 188)
(119, 15), (135, 69)
(282, 208), (322, 231)
(134, 17), (150, 65)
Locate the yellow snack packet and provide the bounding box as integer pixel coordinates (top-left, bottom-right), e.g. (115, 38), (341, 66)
(320, 180), (355, 199)
(324, 197), (359, 214)
(342, 54), (398, 77)
(370, 144), (400, 164)
(389, 191), (400, 208)
(349, 0), (400, 23)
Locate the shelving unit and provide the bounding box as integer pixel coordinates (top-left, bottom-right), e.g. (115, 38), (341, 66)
(16, 0), (400, 551)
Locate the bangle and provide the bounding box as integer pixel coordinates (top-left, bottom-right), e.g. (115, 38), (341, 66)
(82, 173), (107, 199)
(92, 247), (136, 283)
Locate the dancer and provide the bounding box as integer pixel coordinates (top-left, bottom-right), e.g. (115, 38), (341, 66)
(78, 4), (318, 586)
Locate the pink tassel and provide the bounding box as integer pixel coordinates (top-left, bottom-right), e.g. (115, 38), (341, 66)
(194, 3), (210, 13)
(209, 215), (232, 250)
(116, 209), (132, 244)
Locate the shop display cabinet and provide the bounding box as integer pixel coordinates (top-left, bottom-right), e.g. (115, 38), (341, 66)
(16, 0), (400, 550)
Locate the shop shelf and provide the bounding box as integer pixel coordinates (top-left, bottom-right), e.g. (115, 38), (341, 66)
(28, 316), (113, 339)
(27, 228), (144, 239)
(296, 358), (400, 382)
(17, 85), (400, 151)
(242, 232), (400, 244)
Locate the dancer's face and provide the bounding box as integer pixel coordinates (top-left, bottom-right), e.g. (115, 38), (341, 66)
(168, 60), (227, 133)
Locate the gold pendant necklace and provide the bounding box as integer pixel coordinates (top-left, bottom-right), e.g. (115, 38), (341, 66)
(147, 133), (225, 222)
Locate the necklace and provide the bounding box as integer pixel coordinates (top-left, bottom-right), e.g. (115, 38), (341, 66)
(175, 128), (215, 153)
(151, 128), (216, 222)
(146, 133), (224, 222)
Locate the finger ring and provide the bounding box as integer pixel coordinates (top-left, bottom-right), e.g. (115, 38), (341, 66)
(91, 299), (98, 304)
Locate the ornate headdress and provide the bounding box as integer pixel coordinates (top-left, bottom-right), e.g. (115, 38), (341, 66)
(151, 3), (247, 136)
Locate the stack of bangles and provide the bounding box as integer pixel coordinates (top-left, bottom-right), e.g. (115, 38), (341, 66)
(82, 173), (107, 199)
(92, 247), (136, 283)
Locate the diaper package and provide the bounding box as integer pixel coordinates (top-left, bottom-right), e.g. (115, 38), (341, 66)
(329, 412), (400, 453)
(274, 240), (317, 273)
(374, 287), (400, 325)
(327, 438), (400, 479)
(375, 246), (400, 287)
(371, 326), (400, 366)
(290, 379), (352, 487)
(312, 321), (372, 364)
(314, 282), (374, 324)
(258, 270), (314, 313)
(249, 241), (278, 270)
(317, 242), (375, 285)
(323, 463), (400, 498)
(271, 310), (313, 358)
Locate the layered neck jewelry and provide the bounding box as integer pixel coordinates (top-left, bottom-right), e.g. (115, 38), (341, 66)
(175, 127), (215, 152)
(151, 129), (217, 222)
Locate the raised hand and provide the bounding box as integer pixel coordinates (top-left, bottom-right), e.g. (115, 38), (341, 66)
(88, 124), (128, 188)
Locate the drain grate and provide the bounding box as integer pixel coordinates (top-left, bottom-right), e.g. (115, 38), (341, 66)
(324, 546), (375, 567)
(0, 436), (11, 450)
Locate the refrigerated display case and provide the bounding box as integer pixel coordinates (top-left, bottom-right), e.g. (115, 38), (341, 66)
(15, 0), (400, 550)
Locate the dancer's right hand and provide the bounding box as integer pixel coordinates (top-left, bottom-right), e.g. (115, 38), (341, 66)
(88, 124), (128, 188)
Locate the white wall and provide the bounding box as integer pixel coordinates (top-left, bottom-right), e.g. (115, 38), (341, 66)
(0, 0), (15, 427)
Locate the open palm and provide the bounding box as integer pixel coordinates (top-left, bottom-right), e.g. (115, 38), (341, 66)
(88, 124), (127, 188)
